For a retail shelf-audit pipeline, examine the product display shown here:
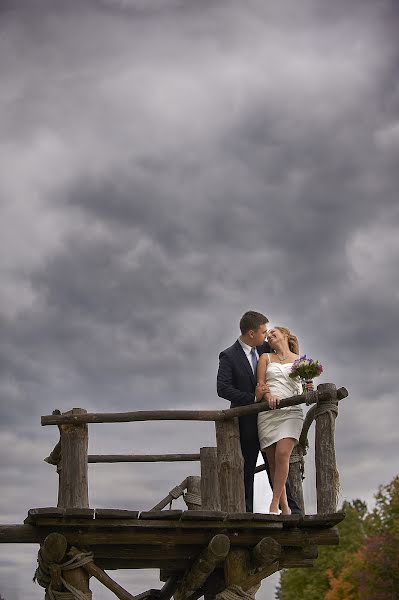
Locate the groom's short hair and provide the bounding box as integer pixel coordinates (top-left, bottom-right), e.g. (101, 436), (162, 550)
(240, 311), (269, 334)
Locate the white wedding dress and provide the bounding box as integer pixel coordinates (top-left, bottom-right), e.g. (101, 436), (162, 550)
(258, 360), (304, 450)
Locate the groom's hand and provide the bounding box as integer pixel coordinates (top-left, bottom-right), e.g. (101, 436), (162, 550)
(255, 382), (269, 402)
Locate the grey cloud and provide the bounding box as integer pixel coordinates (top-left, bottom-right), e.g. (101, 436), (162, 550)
(1, 1), (399, 599)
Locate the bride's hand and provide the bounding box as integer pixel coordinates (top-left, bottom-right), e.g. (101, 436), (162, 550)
(267, 395), (280, 410)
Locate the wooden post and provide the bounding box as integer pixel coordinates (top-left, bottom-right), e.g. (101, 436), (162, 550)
(59, 408), (89, 509)
(200, 448), (221, 511)
(41, 533), (68, 592)
(69, 546), (136, 600)
(173, 534), (230, 600)
(251, 537), (281, 570)
(315, 384), (339, 514)
(215, 419), (252, 594)
(215, 419), (245, 512)
(288, 445), (304, 514)
(58, 408), (91, 598)
(185, 476), (202, 510)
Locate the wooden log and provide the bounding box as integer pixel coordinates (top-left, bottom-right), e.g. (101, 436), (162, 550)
(41, 532), (68, 592)
(174, 535), (230, 600)
(200, 448), (221, 511)
(58, 409), (90, 598)
(159, 577), (180, 600)
(185, 476), (202, 510)
(69, 546), (135, 600)
(251, 537), (281, 570)
(58, 408), (89, 509)
(0, 523), (340, 547)
(149, 479), (188, 511)
(215, 419), (250, 593)
(239, 561), (280, 590)
(224, 549), (250, 586)
(41, 387), (349, 425)
(215, 419), (245, 513)
(288, 445), (304, 514)
(315, 384), (339, 514)
(89, 454), (200, 463)
(203, 571), (225, 600)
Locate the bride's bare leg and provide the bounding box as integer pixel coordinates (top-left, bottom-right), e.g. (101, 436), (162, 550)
(271, 438), (296, 514)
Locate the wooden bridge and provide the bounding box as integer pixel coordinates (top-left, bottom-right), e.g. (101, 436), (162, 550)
(0, 382), (348, 600)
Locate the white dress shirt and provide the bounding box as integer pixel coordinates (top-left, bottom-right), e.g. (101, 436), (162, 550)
(238, 338), (259, 374)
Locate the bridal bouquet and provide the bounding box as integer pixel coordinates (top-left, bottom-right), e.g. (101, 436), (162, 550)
(289, 355), (323, 382)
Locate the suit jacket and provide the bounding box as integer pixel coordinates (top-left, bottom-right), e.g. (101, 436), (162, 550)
(217, 340), (271, 442)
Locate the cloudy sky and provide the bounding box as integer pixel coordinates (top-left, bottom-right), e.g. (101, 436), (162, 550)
(1, 0), (398, 598)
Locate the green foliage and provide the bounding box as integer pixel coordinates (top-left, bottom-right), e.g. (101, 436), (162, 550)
(277, 476), (399, 600)
(276, 501), (367, 600)
(365, 476), (399, 536)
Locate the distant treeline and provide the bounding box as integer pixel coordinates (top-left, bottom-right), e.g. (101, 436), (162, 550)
(277, 475), (399, 600)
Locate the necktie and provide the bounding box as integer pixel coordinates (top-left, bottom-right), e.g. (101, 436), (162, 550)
(250, 347), (258, 374)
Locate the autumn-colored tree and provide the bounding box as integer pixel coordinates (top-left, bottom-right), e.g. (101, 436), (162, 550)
(326, 477), (399, 600)
(276, 500), (367, 600)
(278, 477), (399, 600)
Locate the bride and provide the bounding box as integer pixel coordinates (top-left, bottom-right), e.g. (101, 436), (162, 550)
(256, 326), (312, 515)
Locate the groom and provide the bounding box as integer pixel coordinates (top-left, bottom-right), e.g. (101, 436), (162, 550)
(217, 310), (302, 514)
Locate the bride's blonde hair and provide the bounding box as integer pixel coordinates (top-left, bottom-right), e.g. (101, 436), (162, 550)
(275, 326), (299, 354)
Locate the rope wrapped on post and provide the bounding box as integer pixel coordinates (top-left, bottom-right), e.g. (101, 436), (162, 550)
(184, 492), (202, 507)
(215, 584), (260, 600)
(314, 400), (338, 423)
(34, 547), (93, 600)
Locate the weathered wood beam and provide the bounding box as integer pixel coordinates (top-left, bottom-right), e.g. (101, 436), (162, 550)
(174, 535), (230, 600)
(41, 387), (349, 425)
(69, 546), (136, 600)
(184, 476), (202, 511)
(251, 537), (281, 570)
(159, 577), (180, 600)
(41, 533), (68, 592)
(288, 445), (305, 514)
(240, 561), (280, 589)
(149, 479), (188, 511)
(200, 448), (220, 511)
(315, 384), (340, 514)
(0, 524), (340, 547)
(58, 408), (89, 509)
(215, 420), (245, 513)
(89, 454), (200, 463)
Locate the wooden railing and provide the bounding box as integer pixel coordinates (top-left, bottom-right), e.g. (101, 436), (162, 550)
(42, 383), (347, 516)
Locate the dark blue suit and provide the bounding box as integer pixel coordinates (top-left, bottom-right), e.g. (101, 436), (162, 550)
(217, 339), (301, 513)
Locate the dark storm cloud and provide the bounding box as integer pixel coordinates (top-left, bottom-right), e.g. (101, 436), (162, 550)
(1, 1), (399, 598)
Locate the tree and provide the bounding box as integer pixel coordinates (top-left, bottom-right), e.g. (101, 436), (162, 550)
(276, 500), (367, 600)
(325, 476), (399, 600)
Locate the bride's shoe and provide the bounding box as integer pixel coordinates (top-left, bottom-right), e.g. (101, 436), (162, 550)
(269, 510), (280, 515)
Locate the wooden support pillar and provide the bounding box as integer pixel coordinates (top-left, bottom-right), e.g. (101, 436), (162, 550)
(173, 534), (230, 600)
(315, 384), (339, 514)
(288, 444), (304, 514)
(251, 537), (281, 570)
(215, 419), (253, 594)
(58, 408), (91, 598)
(69, 546), (136, 600)
(200, 447), (220, 511)
(185, 476), (202, 510)
(215, 418), (245, 512)
(41, 532), (68, 592)
(58, 408), (89, 509)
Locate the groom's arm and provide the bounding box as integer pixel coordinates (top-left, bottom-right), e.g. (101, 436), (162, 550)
(217, 351), (255, 407)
